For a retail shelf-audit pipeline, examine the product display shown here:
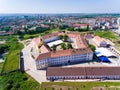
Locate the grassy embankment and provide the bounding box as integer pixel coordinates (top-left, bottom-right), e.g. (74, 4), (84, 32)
(0, 71), (40, 90)
(41, 82), (120, 90)
(0, 28), (59, 90)
(1, 40), (24, 73)
(94, 30), (118, 40)
(0, 36), (40, 90)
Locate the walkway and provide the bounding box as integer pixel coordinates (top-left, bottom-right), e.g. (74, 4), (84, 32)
(22, 42), (47, 84)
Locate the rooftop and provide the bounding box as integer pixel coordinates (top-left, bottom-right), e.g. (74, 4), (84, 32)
(72, 24), (90, 27)
(36, 47), (92, 60)
(93, 36), (105, 43)
(47, 67), (120, 77)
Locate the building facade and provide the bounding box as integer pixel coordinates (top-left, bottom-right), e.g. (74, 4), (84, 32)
(36, 50), (93, 69)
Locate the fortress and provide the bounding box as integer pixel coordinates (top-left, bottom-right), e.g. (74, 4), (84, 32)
(32, 32), (93, 69)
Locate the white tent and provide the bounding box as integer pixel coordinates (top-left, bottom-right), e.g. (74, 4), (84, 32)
(47, 40), (63, 47)
(95, 48), (116, 57)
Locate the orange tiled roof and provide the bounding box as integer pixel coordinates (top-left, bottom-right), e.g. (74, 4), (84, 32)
(36, 48), (92, 61)
(42, 32), (60, 40)
(33, 37), (40, 46)
(72, 24), (89, 27)
(94, 36), (104, 43)
(40, 45), (50, 53)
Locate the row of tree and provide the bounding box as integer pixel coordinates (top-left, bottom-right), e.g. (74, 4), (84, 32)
(68, 25), (90, 32)
(16, 26), (50, 35)
(51, 43), (73, 52)
(58, 34), (68, 41)
(0, 44), (10, 55)
(0, 26), (12, 32)
(59, 25), (69, 30)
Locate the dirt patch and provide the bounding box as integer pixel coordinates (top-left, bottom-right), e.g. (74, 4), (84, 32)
(91, 87), (105, 90)
(43, 85), (73, 90)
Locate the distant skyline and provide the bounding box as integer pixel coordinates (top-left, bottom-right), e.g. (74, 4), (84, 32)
(0, 0), (120, 14)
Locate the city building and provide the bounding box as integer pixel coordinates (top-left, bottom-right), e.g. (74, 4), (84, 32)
(33, 32), (93, 70)
(72, 23), (91, 30)
(46, 67), (120, 81)
(92, 36), (107, 47)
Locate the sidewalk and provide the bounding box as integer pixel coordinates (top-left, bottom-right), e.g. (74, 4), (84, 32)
(22, 43), (47, 84)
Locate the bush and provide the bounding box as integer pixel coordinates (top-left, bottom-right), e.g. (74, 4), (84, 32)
(15, 83), (20, 88)
(59, 25), (69, 30)
(23, 76), (28, 81)
(89, 44), (96, 51)
(59, 35), (63, 40)
(7, 80), (13, 84)
(6, 84), (13, 90)
(0, 44), (9, 54)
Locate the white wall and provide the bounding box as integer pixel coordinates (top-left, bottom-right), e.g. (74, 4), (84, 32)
(36, 52), (93, 69)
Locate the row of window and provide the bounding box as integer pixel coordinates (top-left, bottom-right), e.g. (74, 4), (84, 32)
(37, 57), (87, 66)
(47, 75), (120, 80)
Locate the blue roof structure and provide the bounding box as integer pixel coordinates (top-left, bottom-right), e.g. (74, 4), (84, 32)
(99, 56), (110, 63)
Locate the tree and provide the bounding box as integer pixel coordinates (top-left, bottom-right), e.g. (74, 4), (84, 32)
(89, 44), (96, 51)
(68, 27), (74, 31)
(16, 30), (22, 35)
(58, 35), (63, 40)
(61, 43), (66, 50)
(87, 25), (90, 31)
(59, 25), (69, 30)
(67, 43), (73, 49)
(51, 45), (57, 52)
(63, 34), (68, 41)
(0, 44), (9, 54)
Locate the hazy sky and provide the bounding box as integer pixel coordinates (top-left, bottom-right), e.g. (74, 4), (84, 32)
(0, 0), (120, 13)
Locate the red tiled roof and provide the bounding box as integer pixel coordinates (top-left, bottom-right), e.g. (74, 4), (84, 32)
(72, 24), (89, 27)
(40, 45), (50, 53)
(36, 48), (92, 60)
(33, 37), (40, 46)
(47, 67), (120, 77)
(40, 24), (50, 28)
(94, 36), (104, 43)
(47, 67), (86, 76)
(42, 32), (60, 40)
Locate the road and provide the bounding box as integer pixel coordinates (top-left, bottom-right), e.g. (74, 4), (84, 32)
(22, 42), (47, 84)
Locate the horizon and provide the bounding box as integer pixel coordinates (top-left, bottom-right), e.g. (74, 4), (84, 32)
(0, 13), (120, 15)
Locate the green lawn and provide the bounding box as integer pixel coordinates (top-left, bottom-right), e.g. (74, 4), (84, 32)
(23, 28), (59, 40)
(1, 42), (24, 73)
(23, 33), (40, 39)
(0, 35), (17, 41)
(41, 82), (120, 90)
(0, 71), (40, 90)
(0, 63), (3, 73)
(94, 31), (118, 40)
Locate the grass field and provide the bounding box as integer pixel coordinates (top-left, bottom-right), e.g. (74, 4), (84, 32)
(94, 31), (118, 40)
(41, 82), (120, 90)
(0, 71), (40, 90)
(1, 42), (24, 73)
(0, 63), (3, 73)
(23, 28), (59, 39)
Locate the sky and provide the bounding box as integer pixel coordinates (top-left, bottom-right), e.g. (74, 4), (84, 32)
(0, 0), (120, 13)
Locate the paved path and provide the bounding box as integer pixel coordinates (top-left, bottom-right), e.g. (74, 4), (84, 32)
(22, 43), (47, 84)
